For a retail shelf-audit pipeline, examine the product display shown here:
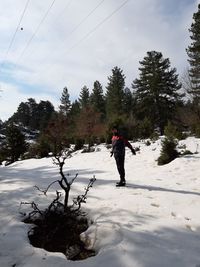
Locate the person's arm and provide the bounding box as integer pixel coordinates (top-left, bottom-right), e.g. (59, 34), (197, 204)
(110, 136), (115, 157)
(124, 139), (136, 155)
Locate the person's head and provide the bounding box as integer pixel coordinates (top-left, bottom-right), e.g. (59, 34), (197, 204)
(112, 127), (119, 136)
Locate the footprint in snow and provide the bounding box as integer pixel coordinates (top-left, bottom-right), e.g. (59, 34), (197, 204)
(171, 212), (177, 217)
(146, 196), (154, 199)
(184, 217), (191, 221)
(171, 212), (191, 221)
(185, 224), (196, 232)
(151, 203), (160, 207)
(171, 212), (182, 219)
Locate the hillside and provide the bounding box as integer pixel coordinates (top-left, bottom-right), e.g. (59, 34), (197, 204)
(0, 137), (200, 267)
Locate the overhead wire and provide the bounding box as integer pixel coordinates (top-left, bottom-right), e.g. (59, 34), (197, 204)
(16, 0), (57, 63)
(50, 0), (106, 57)
(54, 0), (73, 22)
(1, 0), (130, 92)
(0, 0), (31, 72)
(65, 0), (105, 40)
(14, 0), (129, 64)
(16, 0), (106, 61)
(66, 0), (130, 54)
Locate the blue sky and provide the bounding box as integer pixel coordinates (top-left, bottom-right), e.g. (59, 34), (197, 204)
(0, 0), (198, 121)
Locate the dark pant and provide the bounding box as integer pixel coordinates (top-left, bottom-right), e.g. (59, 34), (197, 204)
(114, 153), (125, 182)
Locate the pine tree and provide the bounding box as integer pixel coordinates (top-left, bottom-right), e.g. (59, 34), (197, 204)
(8, 98), (37, 128)
(4, 124), (27, 163)
(9, 98), (55, 131)
(59, 87), (71, 116)
(132, 51), (183, 135)
(157, 136), (179, 165)
(105, 66), (125, 120)
(27, 98), (38, 129)
(13, 102), (30, 126)
(37, 100), (55, 130)
(67, 100), (81, 140)
(69, 100), (81, 119)
(90, 80), (105, 118)
(123, 87), (133, 116)
(186, 4), (200, 102)
(78, 86), (90, 109)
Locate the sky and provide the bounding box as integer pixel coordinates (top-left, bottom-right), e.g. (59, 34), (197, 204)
(0, 136), (200, 266)
(0, 0), (199, 121)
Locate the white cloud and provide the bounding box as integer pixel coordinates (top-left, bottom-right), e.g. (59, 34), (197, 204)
(0, 82), (59, 121)
(0, 0), (198, 121)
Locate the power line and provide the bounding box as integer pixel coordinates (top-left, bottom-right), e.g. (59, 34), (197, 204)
(65, 0), (105, 39)
(0, 87), (3, 97)
(0, 0), (31, 72)
(8, 0), (129, 76)
(50, 0), (106, 56)
(66, 0), (130, 53)
(16, 0), (57, 63)
(54, 0), (73, 22)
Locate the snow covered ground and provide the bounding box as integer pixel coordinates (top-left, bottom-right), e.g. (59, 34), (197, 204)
(0, 137), (200, 267)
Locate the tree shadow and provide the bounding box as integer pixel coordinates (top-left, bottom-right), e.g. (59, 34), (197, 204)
(0, 163), (104, 218)
(117, 226), (200, 267)
(181, 154), (200, 159)
(126, 183), (200, 197)
(84, 207), (200, 266)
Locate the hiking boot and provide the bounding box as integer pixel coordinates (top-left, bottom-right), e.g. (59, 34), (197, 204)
(116, 181), (126, 187)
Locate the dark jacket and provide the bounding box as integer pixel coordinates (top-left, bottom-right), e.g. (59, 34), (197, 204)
(111, 135), (135, 156)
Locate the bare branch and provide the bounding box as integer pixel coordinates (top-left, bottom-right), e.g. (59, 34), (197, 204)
(72, 175), (96, 211)
(69, 173), (78, 185)
(34, 180), (59, 195)
(53, 154), (70, 188)
(47, 191), (64, 212)
(22, 147), (95, 216)
(20, 201), (43, 218)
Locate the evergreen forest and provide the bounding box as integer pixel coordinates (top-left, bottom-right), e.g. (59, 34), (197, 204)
(0, 4), (200, 164)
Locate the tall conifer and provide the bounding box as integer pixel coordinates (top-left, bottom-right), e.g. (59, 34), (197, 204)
(5, 124), (27, 163)
(186, 4), (200, 101)
(132, 51), (182, 134)
(59, 87), (71, 116)
(78, 86), (90, 109)
(90, 80), (105, 117)
(105, 66), (125, 120)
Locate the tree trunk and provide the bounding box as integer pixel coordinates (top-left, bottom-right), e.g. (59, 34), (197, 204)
(64, 186), (70, 212)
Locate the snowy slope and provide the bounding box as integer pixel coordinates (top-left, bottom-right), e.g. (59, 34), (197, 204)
(0, 137), (200, 267)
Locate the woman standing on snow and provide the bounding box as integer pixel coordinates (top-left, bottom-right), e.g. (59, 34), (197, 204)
(110, 127), (136, 187)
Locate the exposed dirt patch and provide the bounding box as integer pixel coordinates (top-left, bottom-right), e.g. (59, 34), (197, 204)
(23, 210), (96, 260)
